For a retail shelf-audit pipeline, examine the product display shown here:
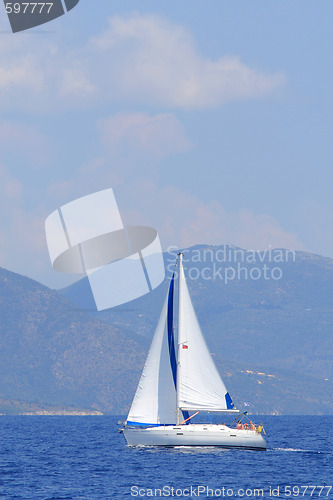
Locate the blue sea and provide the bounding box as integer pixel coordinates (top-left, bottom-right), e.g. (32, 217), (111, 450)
(0, 416), (332, 499)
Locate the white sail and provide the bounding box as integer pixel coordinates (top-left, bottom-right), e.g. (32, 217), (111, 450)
(177, 255), (235, 412)
(126, 275), (177, 426)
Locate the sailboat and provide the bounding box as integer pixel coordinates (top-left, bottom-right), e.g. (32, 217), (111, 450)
(122, 253), (267, 450)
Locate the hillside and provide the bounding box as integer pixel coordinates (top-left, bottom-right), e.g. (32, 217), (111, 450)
(0, 268), (146, 414)
(0, 244), (332, 415)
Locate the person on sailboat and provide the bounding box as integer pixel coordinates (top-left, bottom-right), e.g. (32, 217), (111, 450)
(250, 421), (256, 431)
(236, 421), (243, 430)
(257, 423), (266, 434)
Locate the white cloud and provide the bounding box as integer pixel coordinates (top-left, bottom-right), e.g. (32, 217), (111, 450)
(0, 109), (303, 288)
(99, 111), (193, 161)
(178, 202), (304, 251)
(44, 111), (194, 204)
(58, 64), (96, 98)
(0, 156), (304, 289)
(89, 13), (286, 109)
(42, 110), (303, 267)
(116, 182), (304, 252)
(0, 13), (286, 112)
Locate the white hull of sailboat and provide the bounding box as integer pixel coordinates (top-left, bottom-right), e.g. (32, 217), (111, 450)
(124, 424), (267, 450)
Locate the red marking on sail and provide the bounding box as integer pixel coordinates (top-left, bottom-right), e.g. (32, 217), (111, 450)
(182, 344), (188, 349)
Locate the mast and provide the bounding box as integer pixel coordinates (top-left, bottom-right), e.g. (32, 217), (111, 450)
(176, 252), (183, 425)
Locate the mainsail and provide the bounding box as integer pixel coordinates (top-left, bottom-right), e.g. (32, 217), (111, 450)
(177, 254), (234, 413)
(126, 274), (177, 426)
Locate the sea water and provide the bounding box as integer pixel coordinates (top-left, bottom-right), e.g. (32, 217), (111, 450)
(0, 416), (332, 499)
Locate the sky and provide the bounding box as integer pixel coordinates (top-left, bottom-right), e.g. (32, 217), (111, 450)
(0, 1), (333, 288)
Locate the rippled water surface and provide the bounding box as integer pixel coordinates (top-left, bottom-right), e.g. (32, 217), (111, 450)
(0, 416), (332, 499)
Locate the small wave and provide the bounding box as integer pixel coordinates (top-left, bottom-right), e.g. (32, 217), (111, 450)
(273, 447), (321, 453)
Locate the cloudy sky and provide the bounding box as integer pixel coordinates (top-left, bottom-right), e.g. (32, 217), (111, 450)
(1, 1), (332, 288)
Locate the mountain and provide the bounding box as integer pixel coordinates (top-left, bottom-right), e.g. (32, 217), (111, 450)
(0, 244), (332, 415)
(0, 267), (146, 414)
